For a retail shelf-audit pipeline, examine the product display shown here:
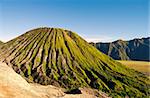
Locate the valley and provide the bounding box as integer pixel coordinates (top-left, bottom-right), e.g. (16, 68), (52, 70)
(118, 60), (150, 76)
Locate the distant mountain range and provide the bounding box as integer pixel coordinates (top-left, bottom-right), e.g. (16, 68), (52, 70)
(90, 37), (150, 61)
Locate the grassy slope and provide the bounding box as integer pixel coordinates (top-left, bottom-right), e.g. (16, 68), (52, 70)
(0, 28), (149, 97)
(0, 61), (102, 98)
(0, 41), (3, 46)
(117, 60), (150, 75)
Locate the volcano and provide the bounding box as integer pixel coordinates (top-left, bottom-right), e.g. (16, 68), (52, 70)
(0, 27), (149, 97)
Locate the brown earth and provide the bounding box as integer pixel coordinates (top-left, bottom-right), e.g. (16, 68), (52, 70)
(0, 62), (110, 98)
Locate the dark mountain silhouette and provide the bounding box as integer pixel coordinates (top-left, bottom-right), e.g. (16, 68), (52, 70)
(91, 37), (150, 61)
(0, 28), (149, 97)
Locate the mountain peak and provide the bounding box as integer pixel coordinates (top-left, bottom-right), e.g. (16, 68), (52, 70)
(0, 27), (149, 97)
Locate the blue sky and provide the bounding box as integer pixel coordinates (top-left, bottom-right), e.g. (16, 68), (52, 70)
(0, 0), (149, 42)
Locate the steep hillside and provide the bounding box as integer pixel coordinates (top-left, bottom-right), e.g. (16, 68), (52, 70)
(0, 41), (4, 46)
(0, 62), (44, 98)
(0, 62), (105, 98)
(93, 38), (150, 61)
(0, 28), (149, 97)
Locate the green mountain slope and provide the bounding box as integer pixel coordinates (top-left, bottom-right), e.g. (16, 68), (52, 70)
(0, 41), (4, 49)
(0, 40), (4, 46)
(92, 38), (150, 61)
(0, 28), (149, 97)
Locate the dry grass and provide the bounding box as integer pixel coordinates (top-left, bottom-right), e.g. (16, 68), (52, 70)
(117, 60), (150, 75)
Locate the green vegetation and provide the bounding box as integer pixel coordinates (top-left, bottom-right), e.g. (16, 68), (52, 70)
(0, 41), (4, 46)
(0, 41), (3, 44)
(0, 27), (149, 97)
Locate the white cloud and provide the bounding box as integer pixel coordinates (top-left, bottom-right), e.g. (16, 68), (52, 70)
(81, 35), (114, 43)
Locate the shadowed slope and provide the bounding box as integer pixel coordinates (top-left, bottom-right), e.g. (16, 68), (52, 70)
(0, 28), (149, 97)
(93, 38), (150, 61)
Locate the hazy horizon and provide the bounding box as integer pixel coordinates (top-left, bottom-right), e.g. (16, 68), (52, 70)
(0, 0), (149, 42)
